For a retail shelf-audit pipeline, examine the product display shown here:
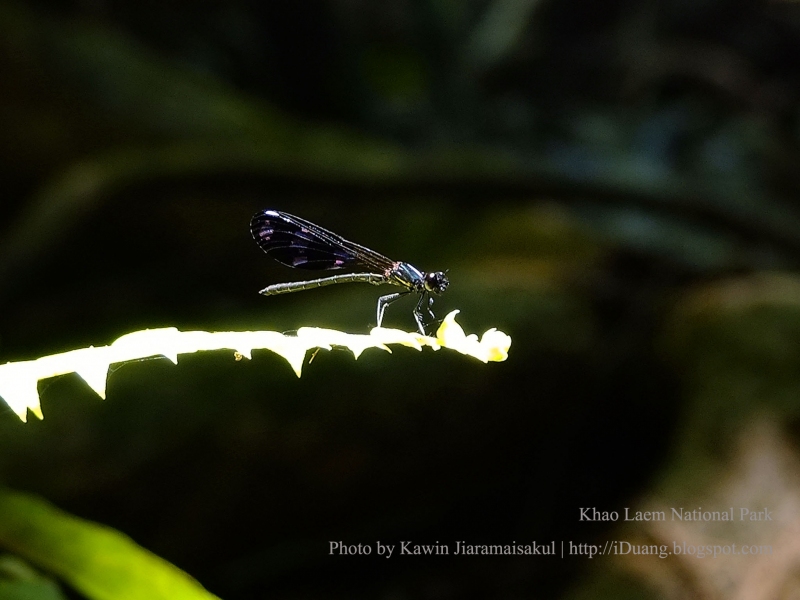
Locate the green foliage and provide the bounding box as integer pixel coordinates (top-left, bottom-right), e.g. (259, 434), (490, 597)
(0, 555), (67, 600)
(0, 489), (219, 600)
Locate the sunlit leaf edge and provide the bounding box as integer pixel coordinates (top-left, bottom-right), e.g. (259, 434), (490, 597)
(0, 311), (511, 421)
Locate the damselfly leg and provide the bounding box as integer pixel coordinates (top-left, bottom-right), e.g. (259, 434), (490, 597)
(377, 291), (411, 328)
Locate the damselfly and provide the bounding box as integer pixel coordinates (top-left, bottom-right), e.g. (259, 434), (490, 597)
(250, 209), (449, 334)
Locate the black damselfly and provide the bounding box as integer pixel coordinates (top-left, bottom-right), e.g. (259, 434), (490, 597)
(250, 209), (449, 334)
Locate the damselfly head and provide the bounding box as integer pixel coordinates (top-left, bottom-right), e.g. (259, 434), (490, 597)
(425, 271), (449, 295)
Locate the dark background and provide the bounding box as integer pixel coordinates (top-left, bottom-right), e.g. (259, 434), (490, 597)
(2, 0), (800, 598)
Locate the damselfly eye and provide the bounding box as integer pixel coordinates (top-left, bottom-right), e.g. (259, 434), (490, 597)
(425, 272), (449, 295)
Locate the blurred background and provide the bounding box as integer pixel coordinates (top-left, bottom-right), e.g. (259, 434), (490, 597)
(2, 0), (800, 598)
